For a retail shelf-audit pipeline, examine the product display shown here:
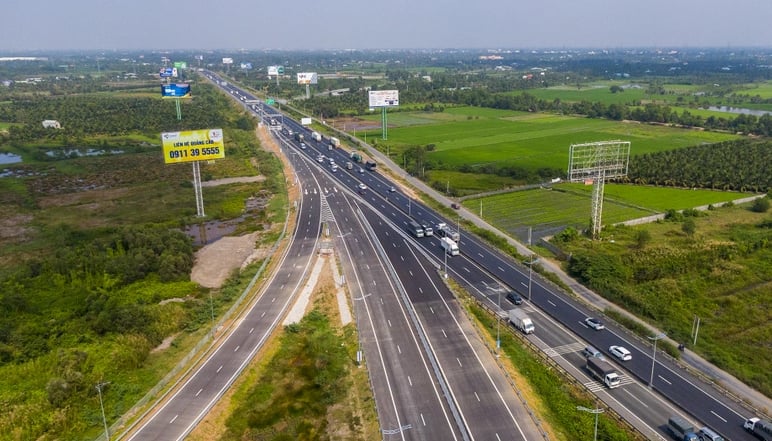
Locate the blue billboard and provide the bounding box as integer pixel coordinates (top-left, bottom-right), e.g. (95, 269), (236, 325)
(159, 67), (176, 78)
(161, 83), (191, 99)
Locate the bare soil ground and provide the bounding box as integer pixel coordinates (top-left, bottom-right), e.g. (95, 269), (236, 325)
(189, 124), (298, 289)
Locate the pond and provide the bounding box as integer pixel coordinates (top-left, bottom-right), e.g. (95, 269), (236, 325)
(706, 106), (771, 117)
(0, 152), (23, 165)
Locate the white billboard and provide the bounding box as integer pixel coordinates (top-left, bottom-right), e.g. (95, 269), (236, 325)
(267, 65), (284, 76)
(301, 117), (312, 125)
(297, 72), (318, 85)
(222, 57), (234, 64)
(369, 90), (399, 107)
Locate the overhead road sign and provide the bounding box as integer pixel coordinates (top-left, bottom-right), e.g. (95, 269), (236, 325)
(173, 61), (187, 69)
(369, 90), (399, 107)
(161, 128), (225, 164)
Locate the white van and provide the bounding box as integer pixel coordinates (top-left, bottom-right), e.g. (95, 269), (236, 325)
(698, 427), (725, 441)
(582, 346), (605, 360)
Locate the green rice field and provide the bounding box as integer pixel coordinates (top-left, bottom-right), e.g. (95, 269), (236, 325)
(369, 107), (739, 173)
(466, 183), (742, 240)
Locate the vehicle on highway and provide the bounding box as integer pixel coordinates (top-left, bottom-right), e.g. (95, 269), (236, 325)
(668, 415), (699, 441)
(609, 345), (632, 361)
(441, 236), (459, 256)
(506, 292), (523, 305)
(697, 426), (725, 441)
(744, 417), (772, 440)
(331, 163), (338, 172)
(300, 142), (306, 149)
(436, 223), (460, 242)
(582, 345), (605, 360)
(508, 309), (534, 334)
(451, 202), (460, 209)
(422, 224), (433, 236)
(358, 167), (364, 174)
(389, 186), (396, 192)
(584, 317), (605, 330)
(357, 183), (367, 191)
(365, 160), (377, 171)
(407, 220), (424, 238)
(586, 356), (620, 388)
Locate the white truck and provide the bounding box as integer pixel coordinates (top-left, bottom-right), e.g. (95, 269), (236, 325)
(508, 309), (534, 334)
(330, 137), (341, 148)
(311, 131), (322, 142)
(440, 237), (459, 256)
(586, 357), (621, 388)
(745, 417), (772, 441)
(436, 223), (460, 242)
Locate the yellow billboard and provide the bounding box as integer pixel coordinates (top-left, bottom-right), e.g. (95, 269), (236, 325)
(161, 128), (225, 164)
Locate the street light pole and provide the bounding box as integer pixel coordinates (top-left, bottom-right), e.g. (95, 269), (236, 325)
(443, 248), (448, 277)
(496, 289), (501, 354)
(527, 254), (533, 301)
(648, 332), (666, 388)
(96, 382), (110, 441)
(577, 406), (604, 441)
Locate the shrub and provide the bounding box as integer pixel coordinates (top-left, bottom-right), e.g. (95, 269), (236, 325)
(751, 196), (770, 213)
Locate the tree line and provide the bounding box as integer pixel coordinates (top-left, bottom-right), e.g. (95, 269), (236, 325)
(625, 139), (771, 192)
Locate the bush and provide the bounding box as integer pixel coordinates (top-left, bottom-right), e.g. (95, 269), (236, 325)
(751, 196), (770, 213)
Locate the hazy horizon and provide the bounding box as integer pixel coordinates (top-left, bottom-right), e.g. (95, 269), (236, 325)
(3, 0), (772, 52)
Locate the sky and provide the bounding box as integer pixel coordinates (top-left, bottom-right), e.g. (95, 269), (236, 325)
(2, 0), (772, 51)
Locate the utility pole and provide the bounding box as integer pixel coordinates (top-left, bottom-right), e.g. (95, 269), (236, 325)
(96, 382), (110, 441)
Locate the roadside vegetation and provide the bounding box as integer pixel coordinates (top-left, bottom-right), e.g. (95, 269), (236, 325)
(552, 200), (772, 397)
(0, 75), (285, 439)
(216, 289), (378, 441)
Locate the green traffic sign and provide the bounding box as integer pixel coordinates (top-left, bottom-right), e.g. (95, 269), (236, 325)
(265, 99), (275, 105)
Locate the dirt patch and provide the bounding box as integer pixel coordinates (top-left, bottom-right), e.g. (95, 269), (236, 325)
(327, 116), (382, 131)
(0, 213), (34, 243)
(188, 124), (299, 290)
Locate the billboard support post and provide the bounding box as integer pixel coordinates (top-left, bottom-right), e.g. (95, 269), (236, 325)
(567, 140), (630, 239)
(161, 129), (225, 218)
(382, 107), (388, 140)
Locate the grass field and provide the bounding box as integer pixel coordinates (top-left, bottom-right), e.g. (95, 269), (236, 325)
(367, 107), (739, 174)
(466, 183), (742, 240)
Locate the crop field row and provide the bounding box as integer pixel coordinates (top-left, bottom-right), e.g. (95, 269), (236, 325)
(465, 183), (741, 240)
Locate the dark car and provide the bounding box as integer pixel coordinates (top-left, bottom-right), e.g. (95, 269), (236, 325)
(506, 292), (523, 305)
(451, 202), (460, 209)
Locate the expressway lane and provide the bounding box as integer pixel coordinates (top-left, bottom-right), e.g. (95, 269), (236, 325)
(312, 165), (463, 440)
(359, 206), (542, 440)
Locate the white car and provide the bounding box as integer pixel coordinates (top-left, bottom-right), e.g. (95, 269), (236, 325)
(609, 345), (632, 361)
(584, 317), (605, 330)
(358, 183), (367, 191)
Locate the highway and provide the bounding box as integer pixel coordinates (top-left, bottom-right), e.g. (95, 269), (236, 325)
(198, 71), (760, 441)
(124, 121), (324, 440)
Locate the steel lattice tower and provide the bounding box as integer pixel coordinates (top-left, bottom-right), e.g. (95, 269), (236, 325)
(567, 141), (630, 239)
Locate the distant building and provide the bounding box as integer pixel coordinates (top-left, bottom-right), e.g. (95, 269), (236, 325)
(42, 120), (61, 129)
